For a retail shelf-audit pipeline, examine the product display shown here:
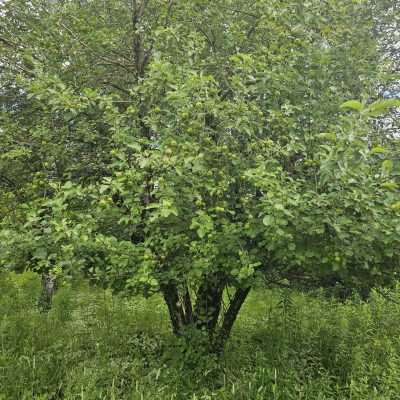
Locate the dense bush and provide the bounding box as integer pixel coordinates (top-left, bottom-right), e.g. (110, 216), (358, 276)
(1, 272), (400, 399)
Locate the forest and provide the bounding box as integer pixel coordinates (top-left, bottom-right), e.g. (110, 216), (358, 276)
(0, 0), (400, 398)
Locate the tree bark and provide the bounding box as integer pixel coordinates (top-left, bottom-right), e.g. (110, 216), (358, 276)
(161, 277), (250, 354)
(131, 0), (150, 81)
(160, 282), (186, 335)
(182, 285), (193, 324)
(38, 272), (58, 311)
(213, 287), (251, 353)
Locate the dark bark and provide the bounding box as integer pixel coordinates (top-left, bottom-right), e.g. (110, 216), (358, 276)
(161, 275), (250, 353)
(359, 287), (372, 302)
(182, 285), (193, 324)
(131, 0), (150, 81)
(213, 287), (251, 352)
(160, 282), (186, 335)
(38, 272), (58, 311)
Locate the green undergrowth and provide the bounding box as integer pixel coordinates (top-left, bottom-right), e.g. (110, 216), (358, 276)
(1, 272), (400, 399)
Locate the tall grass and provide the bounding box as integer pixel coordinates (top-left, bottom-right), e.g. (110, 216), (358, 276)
(1, 271), (400, 399)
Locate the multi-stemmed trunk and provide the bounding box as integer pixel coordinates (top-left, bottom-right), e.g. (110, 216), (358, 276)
(161, 278), (250, 353)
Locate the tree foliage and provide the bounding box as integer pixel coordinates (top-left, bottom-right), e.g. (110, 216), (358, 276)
(0, 0), (399, 349)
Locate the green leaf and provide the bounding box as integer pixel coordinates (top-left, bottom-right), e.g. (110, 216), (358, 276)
(382, 160), (394, 175)
(381, 182), (398, 191)
(196, 227), (206, 239)
(340, 100), (363, 112)
(391, 202), (400, 211)
(367, 99), (400, 117)
(262, 215), (274, 226)
(370, 146), (386, 154)
(318, 132), (337, 142)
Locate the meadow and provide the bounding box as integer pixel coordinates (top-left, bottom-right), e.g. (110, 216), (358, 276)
(1, 272), (400, 399)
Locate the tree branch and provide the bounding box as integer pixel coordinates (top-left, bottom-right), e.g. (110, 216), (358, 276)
(214, 286), (250, 351)
(58, 21), (135, 72)
(182, 285), (193, 324)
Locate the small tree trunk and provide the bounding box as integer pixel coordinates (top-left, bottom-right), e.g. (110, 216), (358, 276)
(38, 272), (58, 311)
(161, 282), (186, 335)
(212, 287), (251, 353)
(359, 286), (371, 301)
(182, 286), (193, 323)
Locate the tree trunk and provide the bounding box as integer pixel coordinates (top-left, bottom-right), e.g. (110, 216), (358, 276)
(212, 287), (251, 353)
(161, 282), (186, 335)
(162, 279), (251, 353)
(38, 272), (58, 311)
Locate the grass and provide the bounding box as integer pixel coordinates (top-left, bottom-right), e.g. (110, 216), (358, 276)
(1, 271), (400, 399)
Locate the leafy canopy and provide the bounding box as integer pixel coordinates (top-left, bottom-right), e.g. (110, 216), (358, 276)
(0, 0), (399, 344)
